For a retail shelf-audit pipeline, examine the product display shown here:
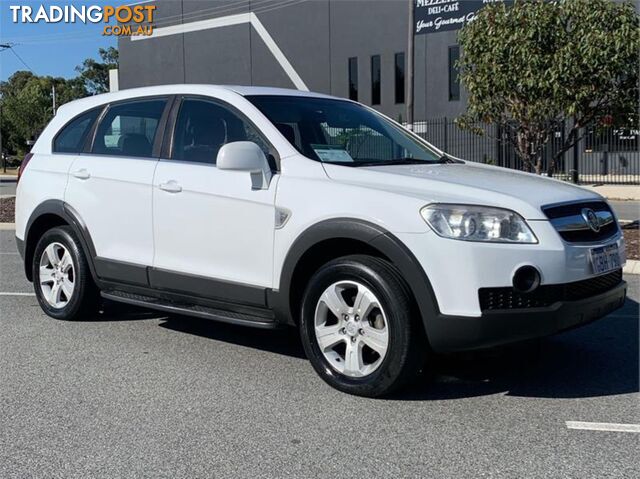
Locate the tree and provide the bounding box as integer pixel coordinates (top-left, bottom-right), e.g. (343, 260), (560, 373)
(0, 47), (116, 156)
(456, 0), (639, 175)
(75, 46), (119, 95)
(0, 72), (86, 155)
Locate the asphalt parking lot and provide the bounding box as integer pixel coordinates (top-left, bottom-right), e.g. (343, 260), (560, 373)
(0, 229), (638, 478)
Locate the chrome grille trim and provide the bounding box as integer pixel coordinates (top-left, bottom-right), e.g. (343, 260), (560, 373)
(542, 200), (619, 243)
(550, 210), (615, 232)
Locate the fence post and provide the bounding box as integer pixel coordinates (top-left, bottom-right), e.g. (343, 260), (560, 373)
(495, 123), (502, 167)
(572, 134), (579, 183)
(443, 117), (448, 152)
(571, 123), (580, 184)
(601, 143), (609, 176)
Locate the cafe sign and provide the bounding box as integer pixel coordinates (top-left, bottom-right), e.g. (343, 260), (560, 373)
(414, 0), (512, 35)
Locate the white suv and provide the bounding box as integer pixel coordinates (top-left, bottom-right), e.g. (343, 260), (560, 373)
(15, 85), (627, 397)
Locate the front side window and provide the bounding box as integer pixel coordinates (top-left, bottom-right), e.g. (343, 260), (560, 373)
(92, 98), (167, 157)
(53, 108), (100, 153)
(172, 98), (270, 164)
(247, 95), (441, 166)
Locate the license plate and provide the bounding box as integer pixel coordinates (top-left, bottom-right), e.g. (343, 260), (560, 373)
(589, 243), (621, 274)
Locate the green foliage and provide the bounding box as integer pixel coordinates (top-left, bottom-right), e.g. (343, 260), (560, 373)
(75, 47), (119, 95)
(457, 0), (639, 174)
(0, 72), (86, 155)
(1, 47), (118, 156)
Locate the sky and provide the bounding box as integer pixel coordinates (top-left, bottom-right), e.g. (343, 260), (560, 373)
(0, 0), (135, 82)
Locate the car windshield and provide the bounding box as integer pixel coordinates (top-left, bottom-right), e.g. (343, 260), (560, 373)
(246, 95), (443, 166)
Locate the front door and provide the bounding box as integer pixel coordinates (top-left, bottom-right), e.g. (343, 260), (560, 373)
(151, 97), (277, 306)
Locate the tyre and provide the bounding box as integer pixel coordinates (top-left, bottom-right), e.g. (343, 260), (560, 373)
(300, 255), (425, 397)
(32, 226), (100, 320)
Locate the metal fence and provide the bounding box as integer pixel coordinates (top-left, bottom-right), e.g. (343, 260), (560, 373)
(414, 118), (640, 185)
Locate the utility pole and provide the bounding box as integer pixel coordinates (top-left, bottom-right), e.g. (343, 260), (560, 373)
(0, 102), (4, 173)
(1, 45), (11, 172)
(1, 44), (12, 172)
(406, 0), (415, 131)
(52, 83), (57, 116)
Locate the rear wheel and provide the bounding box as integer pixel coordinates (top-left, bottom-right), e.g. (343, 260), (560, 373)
(300, 255), (425, 397)
(32, 226), (99, 320)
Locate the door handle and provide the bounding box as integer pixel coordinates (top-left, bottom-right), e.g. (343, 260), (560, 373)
(159, 180), (182, 193)
(72, 169), (90, 180)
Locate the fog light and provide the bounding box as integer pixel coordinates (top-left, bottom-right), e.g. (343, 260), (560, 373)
(513, 266), (541, 293)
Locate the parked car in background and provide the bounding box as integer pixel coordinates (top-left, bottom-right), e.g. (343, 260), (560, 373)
(15, 85), (627, 396)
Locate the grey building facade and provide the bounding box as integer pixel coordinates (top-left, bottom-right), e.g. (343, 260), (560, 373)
(118, 0), (640, 183)
(118, 0), (466, 122)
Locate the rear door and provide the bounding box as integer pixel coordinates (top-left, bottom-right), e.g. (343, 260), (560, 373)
(65, 97), (170, 285)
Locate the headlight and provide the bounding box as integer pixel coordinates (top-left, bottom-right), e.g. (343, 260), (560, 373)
(420, 204), (537, 243)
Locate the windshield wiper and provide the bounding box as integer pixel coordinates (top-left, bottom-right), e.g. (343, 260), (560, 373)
(323, 156), (457, 167)
(351, 158), (432, 167)
(437, 155), (456, 163)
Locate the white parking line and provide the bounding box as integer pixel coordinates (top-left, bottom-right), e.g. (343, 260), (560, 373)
(0, 292), (35, 296)
(566, 421), (640, 433)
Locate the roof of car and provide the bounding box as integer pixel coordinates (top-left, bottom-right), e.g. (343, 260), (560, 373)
(54, 84), (343, 119)
(223, 85), (338, 99)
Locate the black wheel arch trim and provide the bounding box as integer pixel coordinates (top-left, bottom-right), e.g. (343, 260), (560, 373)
(271, 218), (442, 342)
(23, 199), (99, 283)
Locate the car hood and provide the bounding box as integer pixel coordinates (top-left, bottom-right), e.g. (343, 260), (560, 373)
(322, 161), (602, 220)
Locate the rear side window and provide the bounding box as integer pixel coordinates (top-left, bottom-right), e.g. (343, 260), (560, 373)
(53, 108), (100, 153)
(92, 98), (167, 157)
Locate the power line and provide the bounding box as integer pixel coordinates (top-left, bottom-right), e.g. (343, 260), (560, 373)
(0, 43), (36, 73)
(8, 46), (35, 74)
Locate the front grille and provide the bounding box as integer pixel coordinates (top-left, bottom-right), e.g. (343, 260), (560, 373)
(543, 201), (609, 219)
(479, 269), (622, 311)
(557, 224), (618, 243)
(542, 201), (618, 243)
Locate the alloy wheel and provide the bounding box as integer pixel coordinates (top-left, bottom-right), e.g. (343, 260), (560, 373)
(314, 280), (389, 378)
(39, 242), (75, 309)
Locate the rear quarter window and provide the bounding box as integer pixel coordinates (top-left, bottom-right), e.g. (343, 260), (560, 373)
(53, 108), (101, 154)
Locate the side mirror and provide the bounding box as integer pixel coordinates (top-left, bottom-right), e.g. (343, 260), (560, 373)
(216, 141), (273, 190)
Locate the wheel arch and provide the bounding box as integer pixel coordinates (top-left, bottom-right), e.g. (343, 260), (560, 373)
(271, 218), (441, 339)
(24, 200), (98, 282)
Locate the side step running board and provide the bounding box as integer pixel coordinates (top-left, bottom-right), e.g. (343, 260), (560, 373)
(101, 290), (278, 329)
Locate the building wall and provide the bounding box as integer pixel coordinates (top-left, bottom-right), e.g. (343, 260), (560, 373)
(118, 0), (468, 121)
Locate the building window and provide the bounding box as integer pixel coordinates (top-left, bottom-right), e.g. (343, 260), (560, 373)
(348, 57), (358, 101)
(394, 52), (405, 104)
(448, 45), (460, 101)
(371, 55), (381, 105)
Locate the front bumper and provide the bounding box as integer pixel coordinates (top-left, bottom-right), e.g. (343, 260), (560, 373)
(396, 226), (626, 317)
(427, 280), (627, 352)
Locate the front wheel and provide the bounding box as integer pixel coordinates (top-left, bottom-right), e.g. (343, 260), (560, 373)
(300, 255), (425, 397)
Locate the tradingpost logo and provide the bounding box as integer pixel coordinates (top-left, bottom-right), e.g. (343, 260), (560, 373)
(9, 3), (156, 36)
